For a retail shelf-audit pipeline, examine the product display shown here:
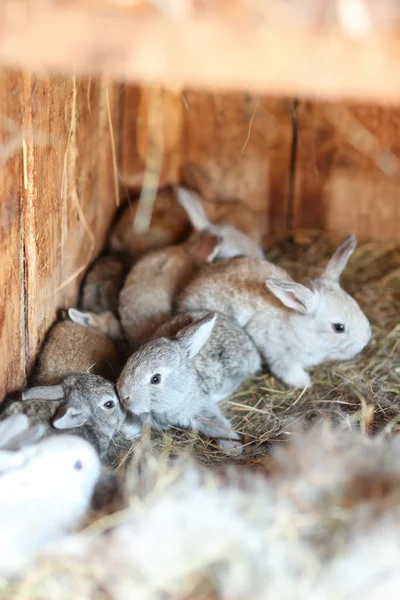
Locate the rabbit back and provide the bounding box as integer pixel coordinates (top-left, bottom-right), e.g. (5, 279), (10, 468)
(152, 310), (261, 402)
(177, 257), (292, 326)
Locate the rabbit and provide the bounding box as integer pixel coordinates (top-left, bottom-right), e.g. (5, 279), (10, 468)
(68, 308), (124, 341)
(33, 314), (122, 385)
(175, 185), (264, 260)
(119, 230), (222, 347)
(109, 187), (192, 258)
(181, 162), (263, 247)
(0, 426), (101, 578)
(0, 373), (136, 459)
(178, 235), (371, 388)
(0, 414), (45, 474)
(79, 254), (127, 314)
(117, 311), (261, 452)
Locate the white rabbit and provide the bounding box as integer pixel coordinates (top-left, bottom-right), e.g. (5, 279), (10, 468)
(175, 186), (264, 260)
(117, 311), (261, 452)
(178, 235), (371, 388)
(0, 414), (45, 474)
(0, 422), (101, 578)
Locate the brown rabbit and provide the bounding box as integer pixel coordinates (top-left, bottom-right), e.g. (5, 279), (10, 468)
(182, 163), (262, 246)
(108, 187), (191, 257)
(79, 254), (126, 315)
(33, 317), (122, 385)
(119, 230), (222, 347)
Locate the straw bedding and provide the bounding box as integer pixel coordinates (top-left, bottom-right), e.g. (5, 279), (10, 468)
(2, 230), (400, 599)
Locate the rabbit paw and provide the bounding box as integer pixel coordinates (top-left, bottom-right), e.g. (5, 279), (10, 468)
(119, 420), (142, 440)
(281, 367), (312, 389)
(217, 438), (243, 456)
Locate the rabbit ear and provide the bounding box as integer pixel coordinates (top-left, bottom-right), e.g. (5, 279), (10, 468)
(177, 313), (217, 360)
(175, 186), (211, 231)
(53, 406), (87, 430)
(266, 280), (316, 315)
(68, 308), (95, 329)
(321, 235), (357, 282)
(0, 414), (29, 449)
(3, 424), (46, 451)
(22, 385), (65, 401)
(0, 450), (27, 474)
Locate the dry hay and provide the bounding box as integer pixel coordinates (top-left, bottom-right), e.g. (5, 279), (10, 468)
(1, 230), (399, 599)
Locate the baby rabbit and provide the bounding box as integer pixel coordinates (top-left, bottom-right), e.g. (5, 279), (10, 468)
(68, 308), (123, 341)
(175, 186), (264, 260)
(0, 423), (101, 578)
(33, 313), (122, 385)
(79, 254), (126, 314)
(0, 414), (45, 474)
(117, 311), (261, 451)
(109, 187), (191, 257)
(178, 235), (371, 388)
(119, 230), (222, 347)
(1, 374), (128, 459)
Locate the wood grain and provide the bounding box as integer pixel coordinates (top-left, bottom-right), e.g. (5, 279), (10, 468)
(293, 101), (400, 241)
(0, 70), (25, 400)
(121, 88), (293, 235)
(0, 70), (121, 401)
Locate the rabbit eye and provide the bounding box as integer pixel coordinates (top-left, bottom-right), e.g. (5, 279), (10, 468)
(103, 400), (115, 409)
(150, 374), (161, 385)
(73, 460), (83, 471)
(332, 323), (345, 333)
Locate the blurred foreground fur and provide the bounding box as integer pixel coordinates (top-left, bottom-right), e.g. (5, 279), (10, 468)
(6, 423), (400, 600)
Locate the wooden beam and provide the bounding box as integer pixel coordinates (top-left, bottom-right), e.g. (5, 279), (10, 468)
(2, 1), (400, 102)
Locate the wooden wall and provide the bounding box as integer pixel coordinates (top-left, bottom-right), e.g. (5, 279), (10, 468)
(121, 88), (400, 240)
(1, 79), (400, 400)
(0, 70), (121, 400)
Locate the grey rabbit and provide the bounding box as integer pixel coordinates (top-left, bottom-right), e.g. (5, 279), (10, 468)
(119, 230), (222, 347)
(178, 235), (371, 388)
(117, 311), (261, 452)
(1, 374), (128, 460)
(79, 254), (126, 314)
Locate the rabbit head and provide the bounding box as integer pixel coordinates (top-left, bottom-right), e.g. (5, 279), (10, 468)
(1, 435), (101, 506)
(68, 308), (123, 340)
(22, 374), (124, 440)
(184, 230), (222, 264)
(266, 236), (371, 363)
(175, 186), (264, 260)
(117, 314), (217, 421)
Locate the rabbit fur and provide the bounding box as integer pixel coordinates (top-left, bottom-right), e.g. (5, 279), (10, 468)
(109, 187), (191, 258)
(68, 308), (124, 341)
(0, 426), (101, 578)
(79, 254), (126, 315)
(119, 230), (222, 347)
(178, 235), (371, 388)
(33, 318), (122, 385)
(0, 374), (129, 459)
(175, 185), (264, 259)
(117, 311), (261, 451)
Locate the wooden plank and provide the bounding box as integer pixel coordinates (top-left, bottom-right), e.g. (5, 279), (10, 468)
(0, 71), (121, 401)
(0, 69), (25, 399)
(179, 92), (292, 235)
(2, 1), (400, 101)
(121, 87), (293, 236)
(293, 101), (400, 241)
